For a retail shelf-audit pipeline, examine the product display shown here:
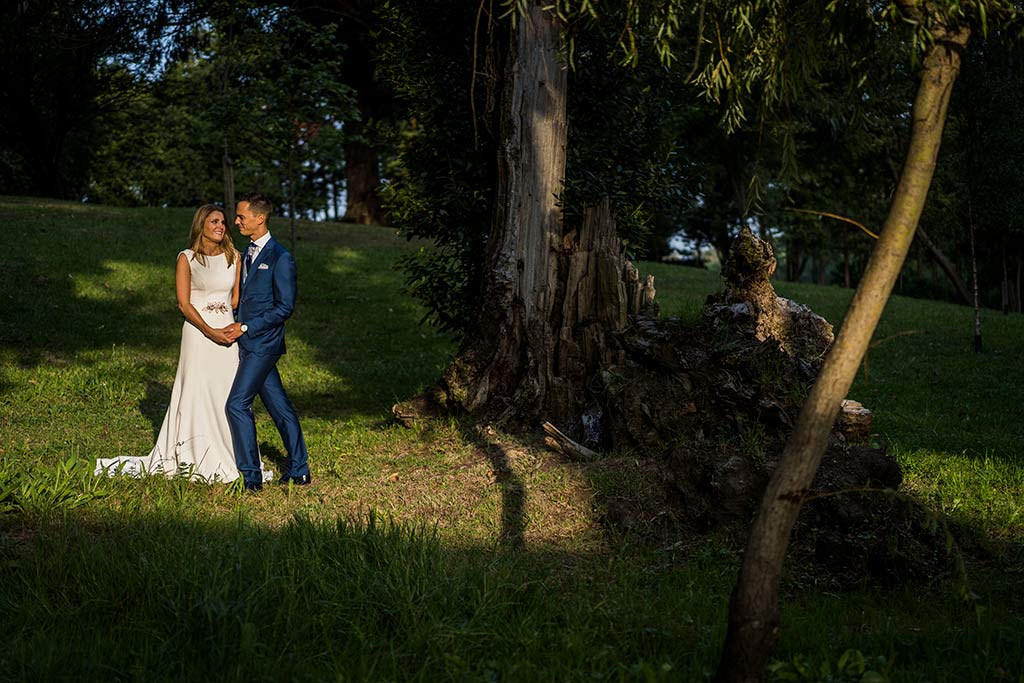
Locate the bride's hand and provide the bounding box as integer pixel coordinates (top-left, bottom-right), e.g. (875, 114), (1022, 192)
(221, 322), (244, 342)
(208, 327), (234, 345)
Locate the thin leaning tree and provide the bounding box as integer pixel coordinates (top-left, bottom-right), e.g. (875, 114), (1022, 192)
(713, 1), (1018, 680)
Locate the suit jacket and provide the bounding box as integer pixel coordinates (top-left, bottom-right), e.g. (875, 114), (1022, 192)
(238, 236), (297, 356)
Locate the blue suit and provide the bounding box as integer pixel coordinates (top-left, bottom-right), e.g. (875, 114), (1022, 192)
(226, 236), (309, 485)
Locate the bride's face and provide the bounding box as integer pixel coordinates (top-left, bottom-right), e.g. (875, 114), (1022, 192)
(203, 211), (227, 244)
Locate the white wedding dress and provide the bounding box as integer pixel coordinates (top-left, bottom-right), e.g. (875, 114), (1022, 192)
(96, 249), (270, 483)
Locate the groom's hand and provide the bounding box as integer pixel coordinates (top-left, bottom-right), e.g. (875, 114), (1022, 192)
(221, 322), (243, 342)
(210, 326), (235, 345)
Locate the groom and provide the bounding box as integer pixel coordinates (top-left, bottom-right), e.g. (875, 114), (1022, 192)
(222, 193), (311, 491)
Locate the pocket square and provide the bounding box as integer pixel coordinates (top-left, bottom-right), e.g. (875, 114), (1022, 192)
(258, 263), (270, 270)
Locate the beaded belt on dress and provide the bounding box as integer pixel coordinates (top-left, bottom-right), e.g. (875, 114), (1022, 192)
(202, 302), (230, 314)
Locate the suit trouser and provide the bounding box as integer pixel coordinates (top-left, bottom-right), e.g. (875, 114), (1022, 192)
(226, 349), (310, 484)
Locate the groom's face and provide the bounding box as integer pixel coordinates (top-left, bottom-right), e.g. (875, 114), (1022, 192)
(235, 202), (266, 239)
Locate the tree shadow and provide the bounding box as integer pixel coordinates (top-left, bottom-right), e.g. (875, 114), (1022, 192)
(0, 508), (728, 681)
(467, 428), (526, 552)
(258, 442), (287, 474)
(1, 505), (1012, 683)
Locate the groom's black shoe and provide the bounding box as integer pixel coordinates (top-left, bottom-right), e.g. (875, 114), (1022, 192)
(279, 473), (312, 486)
(244, 480), (263, 493)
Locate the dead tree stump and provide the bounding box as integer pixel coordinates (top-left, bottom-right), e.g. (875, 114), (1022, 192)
(396, 204), (913, 574)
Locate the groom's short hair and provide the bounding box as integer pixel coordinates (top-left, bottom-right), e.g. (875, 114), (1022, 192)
(241, 193), (273, 221)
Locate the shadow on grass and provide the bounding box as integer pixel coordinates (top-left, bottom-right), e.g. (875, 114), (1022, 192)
(258, 442), (288, 474)
(0, 508), (717, 681)
(283, 252), (454, 423)
(3, 503), (1023, 682)
(464, 428), (526, 552)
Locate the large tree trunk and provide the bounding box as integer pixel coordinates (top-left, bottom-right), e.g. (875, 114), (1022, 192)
(396, 3), (654, 441)
(305, 0), (390, 226)
(340, 20), (388, 226)
(436, 0), (569, 424)
(715, 16), (971, 683)
(342, 113), (385, 224)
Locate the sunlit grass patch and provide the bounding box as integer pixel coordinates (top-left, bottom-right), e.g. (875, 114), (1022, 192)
(70, 259), (169, 303)
(896, 447), (1024, 544)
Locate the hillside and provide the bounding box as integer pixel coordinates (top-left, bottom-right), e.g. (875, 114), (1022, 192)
(1, 198), (1022, 681)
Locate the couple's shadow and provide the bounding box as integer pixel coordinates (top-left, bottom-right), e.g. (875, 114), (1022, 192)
(140, 378), (288, 472)
(258, 443), (287, 472)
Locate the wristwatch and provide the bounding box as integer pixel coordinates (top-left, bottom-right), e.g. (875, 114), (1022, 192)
(239, 323), (248, 334)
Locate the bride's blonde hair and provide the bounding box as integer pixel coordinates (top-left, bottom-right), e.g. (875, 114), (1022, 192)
(187, 204), (238, 267)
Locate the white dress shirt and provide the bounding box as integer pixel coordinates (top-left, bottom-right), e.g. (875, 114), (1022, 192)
(248, 231), (272, 262)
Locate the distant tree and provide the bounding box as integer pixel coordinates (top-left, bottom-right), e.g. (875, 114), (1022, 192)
(284, 0), (397, 225)
(334, 0), (391, 225)
(88, 61), (223, 206)
(87, 2), (355, 221)
(233, 9), (351, 246)
(924, 33), (1024, 313)
(0, 0), (178, 198)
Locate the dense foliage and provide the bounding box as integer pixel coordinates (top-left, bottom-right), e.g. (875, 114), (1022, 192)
(923, 34), (1024, 308)
(0, 0), (174, 198)
(2, 0), (1024, 327)
(89, 3), (355, 216)
(0, 1), (356, 218)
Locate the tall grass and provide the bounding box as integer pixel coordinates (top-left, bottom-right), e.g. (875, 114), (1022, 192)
(2, 198), (1023, 681)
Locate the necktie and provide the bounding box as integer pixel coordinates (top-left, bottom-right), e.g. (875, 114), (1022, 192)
(245, 242), (257, 278)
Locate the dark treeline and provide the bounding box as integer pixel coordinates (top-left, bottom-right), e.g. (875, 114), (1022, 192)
(1, 1), (1022, 317)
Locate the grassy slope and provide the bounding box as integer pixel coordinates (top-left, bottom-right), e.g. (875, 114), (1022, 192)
(1, 198), (1022, 681)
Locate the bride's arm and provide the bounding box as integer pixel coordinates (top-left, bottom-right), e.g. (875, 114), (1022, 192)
(231, 254), (241, 309)
(176, 253), (233, 345)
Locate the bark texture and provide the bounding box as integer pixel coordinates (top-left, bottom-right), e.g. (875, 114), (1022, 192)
(715, 17), (971, 683)
(434, 0), (568, 422)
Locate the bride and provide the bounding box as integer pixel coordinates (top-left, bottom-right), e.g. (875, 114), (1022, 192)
(96, 204), (270, 483)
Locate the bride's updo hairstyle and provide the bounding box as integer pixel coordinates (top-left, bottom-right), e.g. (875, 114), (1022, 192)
(187, 203), (239, 267)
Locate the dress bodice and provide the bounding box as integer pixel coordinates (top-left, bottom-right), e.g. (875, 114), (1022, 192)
(181, 249), (236, 322)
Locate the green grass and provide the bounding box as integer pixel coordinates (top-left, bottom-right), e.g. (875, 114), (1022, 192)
(1, 197), (1023, 681)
